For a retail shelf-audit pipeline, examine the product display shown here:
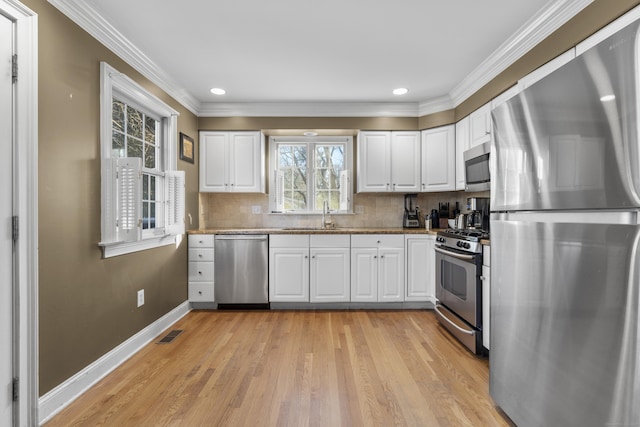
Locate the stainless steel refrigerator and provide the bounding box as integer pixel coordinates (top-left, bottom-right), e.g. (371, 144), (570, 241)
(490, 17), (640, 427)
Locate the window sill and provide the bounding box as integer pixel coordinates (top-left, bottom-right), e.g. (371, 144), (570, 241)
(99, 234), (183, 258)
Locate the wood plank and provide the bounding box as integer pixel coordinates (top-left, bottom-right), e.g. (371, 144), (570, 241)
(44, 310), (513, 427)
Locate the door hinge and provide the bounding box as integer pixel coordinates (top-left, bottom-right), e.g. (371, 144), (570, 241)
(12, 54), (17, 83)
(12, 377), (18, 401)
(12, 216), (18, 242)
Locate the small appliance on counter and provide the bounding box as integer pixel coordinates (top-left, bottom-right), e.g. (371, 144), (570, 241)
(466, 197), (490, 231)
(403, 193), (421, 228)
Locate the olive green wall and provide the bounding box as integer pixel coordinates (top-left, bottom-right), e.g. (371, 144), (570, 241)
(25, 0), (199, 395)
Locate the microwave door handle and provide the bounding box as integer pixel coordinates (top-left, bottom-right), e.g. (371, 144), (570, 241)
(434, 246), (476, 261)
(434, 304), (476, 336)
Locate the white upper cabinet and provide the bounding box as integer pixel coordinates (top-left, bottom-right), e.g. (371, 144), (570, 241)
(469, 102), (492, 147)
(455, 116), (470, 190)
(357, 131), (420, 192)
(390, 132), (421, 192)
(421, 125), (456, 192)
(200, 131), (265, 193)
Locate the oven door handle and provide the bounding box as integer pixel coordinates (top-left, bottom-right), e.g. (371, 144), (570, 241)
(434, 304), (476, 336)
(434, 246), (476, 261)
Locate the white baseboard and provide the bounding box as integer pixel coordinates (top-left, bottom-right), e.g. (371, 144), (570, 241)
(38, 301), (191, 425)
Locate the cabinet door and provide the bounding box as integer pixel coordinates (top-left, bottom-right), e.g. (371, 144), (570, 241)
(229, 132), (264, 193)
(357, 132), (391, 192)
(469, 103), (492, 147)
(310, 248), (350, 302)
(455, 117), (470, 190)
(391, 131), (421, 192)
(421, 126), (455, 192)
(378, 248), (404, 302)
(350, 248), (378, 301)
(269, 247), (309, 302)
(200, 132), (229, 192)
(482, 264), (490, 350)
(405, 237), (434, 301)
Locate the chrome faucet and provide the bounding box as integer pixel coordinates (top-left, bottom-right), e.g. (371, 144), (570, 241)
(322, 200), (333, 229)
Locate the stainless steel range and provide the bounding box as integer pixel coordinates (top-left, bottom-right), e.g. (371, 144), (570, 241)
(434, 229), (487, 355)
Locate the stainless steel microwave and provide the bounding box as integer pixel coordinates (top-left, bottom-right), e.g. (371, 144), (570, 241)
(463, 141), (491, 192)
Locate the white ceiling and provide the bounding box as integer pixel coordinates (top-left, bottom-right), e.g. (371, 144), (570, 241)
(51, 0), (593, 116)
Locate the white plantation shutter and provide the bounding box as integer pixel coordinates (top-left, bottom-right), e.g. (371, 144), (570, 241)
(165, 170), (185, 236)
(339, 170), (350, 212)
(275, 169), (285, 211)
(115, 157), (142, 243)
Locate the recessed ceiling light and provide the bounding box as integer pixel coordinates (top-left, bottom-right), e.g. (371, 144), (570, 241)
(393, 88), (408, 96)
(304, 131), (318, 137)
(600, 94), (615, 102)
(210, 88), (226, 95)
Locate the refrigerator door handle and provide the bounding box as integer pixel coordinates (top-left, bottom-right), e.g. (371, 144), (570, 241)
(434, 246), (476, 261)
(434, 304), (476, 336)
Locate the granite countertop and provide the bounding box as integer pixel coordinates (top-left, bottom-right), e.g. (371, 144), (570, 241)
(188, 227), (444, 236)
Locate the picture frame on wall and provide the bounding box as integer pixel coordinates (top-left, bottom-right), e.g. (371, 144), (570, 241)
(179, 132), (194, 164)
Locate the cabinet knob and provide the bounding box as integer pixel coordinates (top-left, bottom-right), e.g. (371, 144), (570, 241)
(304, 255), (308, 259)
(198, 254), (203, 258)
(198, 291), (202, 295)
(231, 183), (234, 186)
(198, 271), (202, 275)
(312, 255), (316, 259)
(381, 255), (385, 259)
(374, 255), (377, 259)
(377, 240), (381, 244)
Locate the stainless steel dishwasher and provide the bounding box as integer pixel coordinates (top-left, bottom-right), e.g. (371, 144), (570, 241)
(214, 235), (269, 306)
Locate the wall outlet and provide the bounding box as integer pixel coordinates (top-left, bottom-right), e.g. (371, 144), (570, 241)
(252, 205), (261, 214)
(355, 205), (365, 214)
(137, 289), (145, 307)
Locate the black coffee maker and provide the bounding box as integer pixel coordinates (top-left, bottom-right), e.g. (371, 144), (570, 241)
(466, 197), (490, 231)
(403, 194), (421, 228)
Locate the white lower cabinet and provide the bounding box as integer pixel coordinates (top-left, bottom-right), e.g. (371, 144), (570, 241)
(351, 234), (404, 302)
(310, 235), (350, 302)
(405, 234), (436, 302)
(269, 235), (310, 302)
(482, 244), (491, 350)
(188, 235), (215, 302)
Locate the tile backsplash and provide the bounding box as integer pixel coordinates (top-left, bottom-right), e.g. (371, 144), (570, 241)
(199, 191), (490, 229)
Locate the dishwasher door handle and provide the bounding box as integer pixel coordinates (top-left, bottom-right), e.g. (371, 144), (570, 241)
(214, 235), (268, 241)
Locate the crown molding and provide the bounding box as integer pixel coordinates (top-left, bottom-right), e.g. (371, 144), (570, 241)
(198, 102), (420, 117)
(449, 0), (594, 106)
(47, 0), (201, 115)
(48, 0), (591, 118)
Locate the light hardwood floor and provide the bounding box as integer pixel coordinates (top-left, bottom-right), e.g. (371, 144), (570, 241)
(45, 310), (513, 426)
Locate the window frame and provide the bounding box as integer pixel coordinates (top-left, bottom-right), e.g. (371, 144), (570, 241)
(269, 136), (353, 214)
(99, 62), (183, 258)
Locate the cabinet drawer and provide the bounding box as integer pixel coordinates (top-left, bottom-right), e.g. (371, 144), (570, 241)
(269, 234), (309, 248)
(189, 283), (214, 302)
(189, 234), (215, 248)
(188, 261), (214, 282)
(189, 248), (214, 262)
(310, 234), (350, 248)
(351, 234), (404, 248)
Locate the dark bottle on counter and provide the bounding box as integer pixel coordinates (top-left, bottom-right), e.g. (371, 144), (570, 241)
(430, 209), (440, 229)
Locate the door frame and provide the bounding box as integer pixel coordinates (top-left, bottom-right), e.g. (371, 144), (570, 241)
(1, 1), (38, 426)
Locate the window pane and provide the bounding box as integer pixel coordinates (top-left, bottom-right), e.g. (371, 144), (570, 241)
(126, 105), (143, 139)
(293, 146), (307, 169)
(292, 190), (307, 210)
(316, 169), (329, 189)
(142, 202), (149, 229)
(293, 168), (307, 191)
(150, 202), (156, 229)
(150, 175), (156, 200)
(112, 100), (125, 132)
(279, 146), (292, 167)
(142, 174), (148, 200)
(144, 143), (156, 169)
(127, 137), (143, 158)
(144, 116), (157, 144)
(112, 130), (125, 158)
